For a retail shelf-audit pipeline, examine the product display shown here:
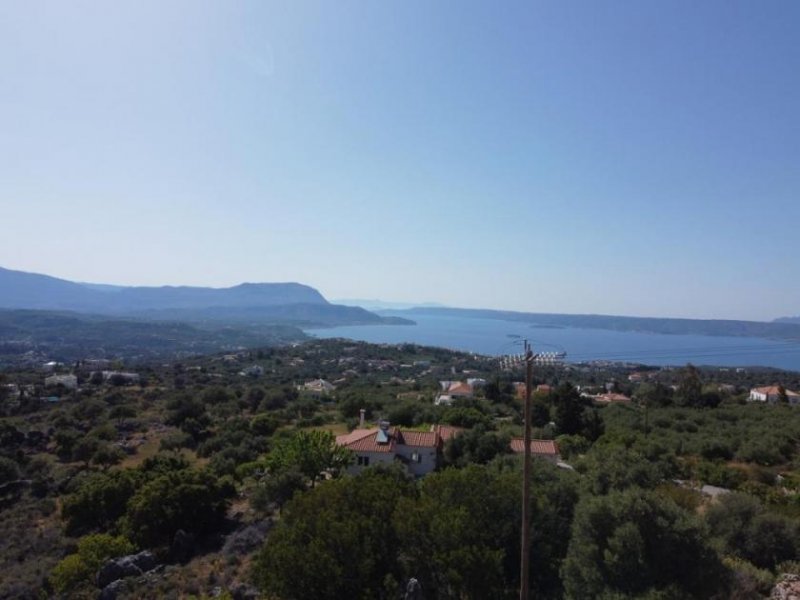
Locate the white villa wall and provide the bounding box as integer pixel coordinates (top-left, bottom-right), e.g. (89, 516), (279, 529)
(345, 451), (395, 475)
(396, 444), (438, 477)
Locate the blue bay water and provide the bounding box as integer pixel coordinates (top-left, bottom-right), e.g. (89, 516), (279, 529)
(306, 314), (800, 372)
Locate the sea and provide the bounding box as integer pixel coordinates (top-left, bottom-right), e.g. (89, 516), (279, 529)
(305, 313), (800, 372)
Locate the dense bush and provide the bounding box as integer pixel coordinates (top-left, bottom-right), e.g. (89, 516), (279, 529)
(562, 489), (723, 598)
(706, 493), (800, 570)
(62, 470), (144, 535)
(0, 455), (20, 484)
(253, 466), (415, 599)
(442, 426), (510, 466)
(123, 468), (234, 547)
(253, 460), (578, 599)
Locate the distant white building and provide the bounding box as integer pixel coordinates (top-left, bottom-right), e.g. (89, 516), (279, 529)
(302, 379), (336, 395)
(435, 381), (474, 406)
(3, 384), (20, 399)
(240, 365), (264, 378)
(594, 392), (632, 405)
(44, 374), (78, 390)
(749, 386), (800, 404)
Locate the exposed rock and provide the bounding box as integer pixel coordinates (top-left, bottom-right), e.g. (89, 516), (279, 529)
(232, 583), (260, 600)
(96, 551), (158, 589)
(169, 529), (196, 563)
(98, 578), (124, 600)
(0, 479), (31, 496)
(222, 520), (272, 556)
(772, 574), (800, 600)
(405, 577), (423, 600)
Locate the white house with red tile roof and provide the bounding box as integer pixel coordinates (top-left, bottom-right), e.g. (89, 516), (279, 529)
(594, 392), (632, 405)
(336, 422), (458, 477)
(301, 379), (336, 395)
(439, 381), (474, 396)
(509, 438), (560, 463)
(435, 381), (474, 406)
(749, 385), (800, 404)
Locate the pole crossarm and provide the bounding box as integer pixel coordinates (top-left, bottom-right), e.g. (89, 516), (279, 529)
(499, 351), (566, 370)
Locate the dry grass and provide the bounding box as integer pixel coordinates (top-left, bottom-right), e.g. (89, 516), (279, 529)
(114, 427), (204, 470)
(115, 430), (167, 469)
(305, 422), (349, 435)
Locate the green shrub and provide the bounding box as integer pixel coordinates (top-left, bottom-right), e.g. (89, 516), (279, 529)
(50, 534), (134, 594)
(0, 455), (19, 484)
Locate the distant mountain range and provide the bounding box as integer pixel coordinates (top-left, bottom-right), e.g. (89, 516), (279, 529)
(0, 266), (411, 328)
(333, 298), (448, 311)
(775, 316), (800, 325)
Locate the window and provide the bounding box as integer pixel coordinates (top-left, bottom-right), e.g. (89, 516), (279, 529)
(411, 452), (421, 463)
(357, 455), (370, 466)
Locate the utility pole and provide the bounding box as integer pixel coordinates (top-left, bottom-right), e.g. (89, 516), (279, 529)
(520, 339), (533, 600)
(500, 344), (565, 600)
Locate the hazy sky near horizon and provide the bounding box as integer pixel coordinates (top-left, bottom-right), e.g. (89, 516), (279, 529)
(1, 1), (799, 321)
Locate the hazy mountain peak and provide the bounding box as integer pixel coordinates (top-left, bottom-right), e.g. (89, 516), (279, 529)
(0, 266), (327, 312)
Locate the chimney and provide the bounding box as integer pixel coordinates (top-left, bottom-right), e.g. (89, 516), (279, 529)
(359, 408), (366, 428)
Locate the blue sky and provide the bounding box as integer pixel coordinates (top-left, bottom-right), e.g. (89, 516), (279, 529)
(1, 1), (798, 320)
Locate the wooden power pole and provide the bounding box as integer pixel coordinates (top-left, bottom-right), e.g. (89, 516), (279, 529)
(520, 340), (533, 600)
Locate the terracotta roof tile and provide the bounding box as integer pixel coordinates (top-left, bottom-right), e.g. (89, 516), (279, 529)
(509, 438), (559, 456)
(448, 382), (474, 396)
(431, 424), (463, 442)
(336, 424), (460, 454)
(341, 429), (396, 453)
(398, 430), (438, 448)
(335, 429), (374, 446)
(752, 386), (800, 397)
(595, 393), (631, 403)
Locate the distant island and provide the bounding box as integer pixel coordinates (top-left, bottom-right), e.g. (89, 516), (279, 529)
(399, 307), (800, 341)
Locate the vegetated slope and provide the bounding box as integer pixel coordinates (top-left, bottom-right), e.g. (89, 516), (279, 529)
(0, 309), (305, 366)
(125, 303), (403, 327)
(0, 267), (102, 311)
(405, 306), (800, 341)
(2, 341), (798, 598)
